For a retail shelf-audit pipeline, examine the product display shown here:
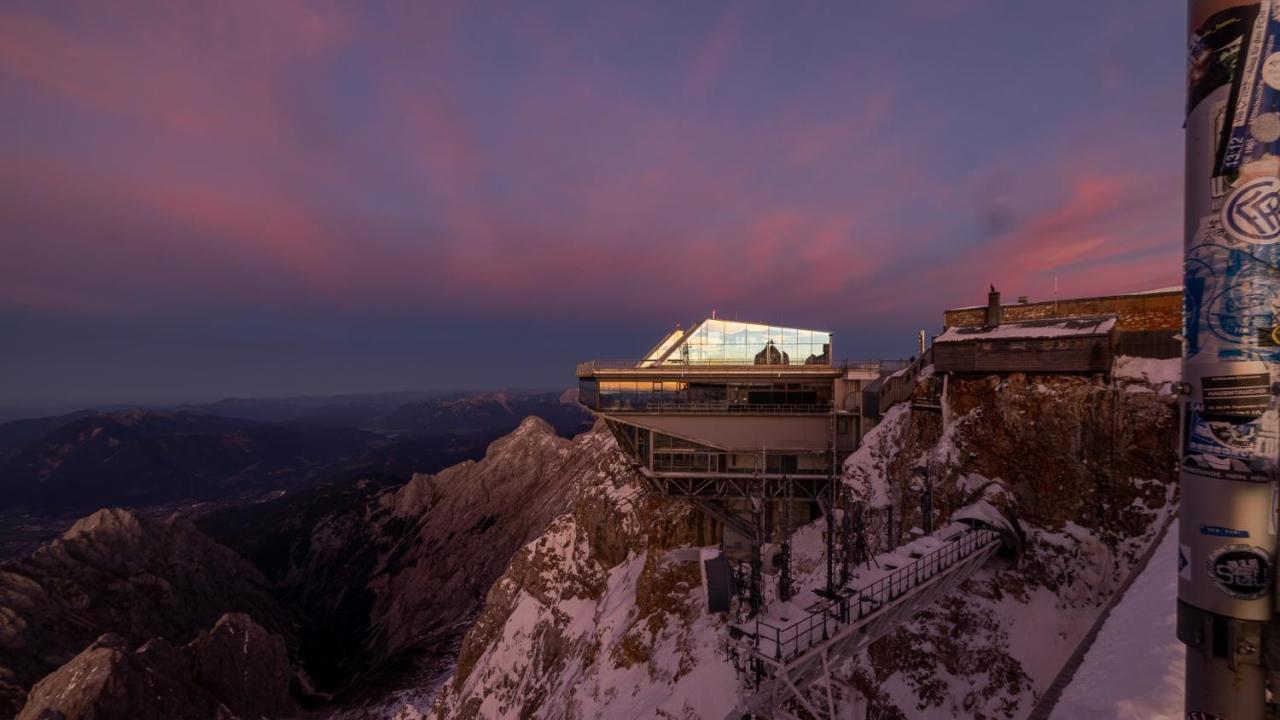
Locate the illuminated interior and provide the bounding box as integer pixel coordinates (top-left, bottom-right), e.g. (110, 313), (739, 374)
(646, 319), (832, 367)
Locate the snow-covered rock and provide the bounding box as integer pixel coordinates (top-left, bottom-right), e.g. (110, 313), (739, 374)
(410, 366), (1179, 719)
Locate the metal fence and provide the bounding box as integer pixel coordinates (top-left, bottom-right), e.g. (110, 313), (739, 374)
(750, 527), (1001, 662)
(862, 350), (932, 420)
(577, 358), (884, 376)
(640, 402), (834, 414)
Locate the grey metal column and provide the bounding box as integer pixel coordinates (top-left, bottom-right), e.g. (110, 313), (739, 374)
(1182, 1), (1280, 717)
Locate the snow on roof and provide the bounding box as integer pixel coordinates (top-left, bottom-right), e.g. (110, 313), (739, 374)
(935, 316), (1117, 343)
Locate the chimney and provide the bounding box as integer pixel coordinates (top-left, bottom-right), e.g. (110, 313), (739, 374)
(985, 287), (1002, 327)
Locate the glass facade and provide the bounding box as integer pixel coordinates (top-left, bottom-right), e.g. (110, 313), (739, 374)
(638, 329), (685, 367)
(651, 319), (831, 366)
(577, 379), (832, 412)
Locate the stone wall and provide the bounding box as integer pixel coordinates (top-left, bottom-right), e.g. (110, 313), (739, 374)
(943, 290), (1180, 331)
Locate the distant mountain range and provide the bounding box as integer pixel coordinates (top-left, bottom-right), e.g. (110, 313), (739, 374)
(0, 389), (592, 520)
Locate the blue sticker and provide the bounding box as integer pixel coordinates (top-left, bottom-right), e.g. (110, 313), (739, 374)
(1201, 524), (1251, 538)
(1188, 408), (1260, 459)
(1185, 0), (1280, 363)
(1224, 178), (1280, 243)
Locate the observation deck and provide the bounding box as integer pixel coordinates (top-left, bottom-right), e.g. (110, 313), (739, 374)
(576, 358), (881, 379)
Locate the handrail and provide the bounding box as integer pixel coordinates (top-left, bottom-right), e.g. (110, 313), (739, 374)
(864, 348), (934, 418)
(613, 402), (834, 414)
(748, 527), (1000, 662)
(576, 358), (884, 375)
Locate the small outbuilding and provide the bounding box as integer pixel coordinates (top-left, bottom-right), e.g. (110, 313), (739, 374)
(933, 315), (1117, 375)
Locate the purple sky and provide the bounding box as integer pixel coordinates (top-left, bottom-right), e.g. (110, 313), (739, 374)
(0, 1), (1184, 415)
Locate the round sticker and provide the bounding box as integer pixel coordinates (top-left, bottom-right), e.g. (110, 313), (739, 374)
(1264, 53), (1280, 90)
(1221, 177), (1280, 244)
(1205, 544), (1271, 600)
(1252, 113), (1280, 143)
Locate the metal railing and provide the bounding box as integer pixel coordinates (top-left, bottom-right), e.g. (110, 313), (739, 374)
(749, 527), (1001, 662)
(624, 401), (834, 414)
(576, 358), (885, 377)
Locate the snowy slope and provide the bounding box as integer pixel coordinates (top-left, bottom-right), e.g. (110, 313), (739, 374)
(411, 365), (1179, 719)
(1049, 521), (1182, 720)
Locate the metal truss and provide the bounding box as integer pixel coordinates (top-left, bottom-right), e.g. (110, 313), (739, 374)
(648, 474), (832, 501)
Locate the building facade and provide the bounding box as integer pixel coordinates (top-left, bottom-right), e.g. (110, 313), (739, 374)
(576, 318), (881, 551)
(942, 287), (1180, 332)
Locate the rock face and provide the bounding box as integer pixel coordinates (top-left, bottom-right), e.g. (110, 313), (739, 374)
(0, 508), (289, 717)
(425, 361), (1180, 719)
(429, 473), (713, 719)
(16, 613), (294, 720)
(201, 416), (630, 701)
(836, 370), (1178, 718)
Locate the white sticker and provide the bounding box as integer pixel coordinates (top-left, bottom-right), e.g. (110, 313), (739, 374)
(1263, 52), (1280, 90)
(1253, 112), (1280, 143)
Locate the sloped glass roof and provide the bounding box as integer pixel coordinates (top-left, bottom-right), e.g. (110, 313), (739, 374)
(638, 328), (685, 368)
(639, 319), (832, 367)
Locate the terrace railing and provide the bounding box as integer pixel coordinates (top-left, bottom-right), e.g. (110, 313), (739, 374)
(631, 402), (834, 415)
(576, 358), (884, 377)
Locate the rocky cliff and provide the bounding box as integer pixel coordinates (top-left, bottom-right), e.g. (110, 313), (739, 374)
(421, 360), (1179, 719)
(200, 416), (632, 706)
(833, 365), (1178, 717)
(16, 613), (294, 720)
(0, 508), (291, 717)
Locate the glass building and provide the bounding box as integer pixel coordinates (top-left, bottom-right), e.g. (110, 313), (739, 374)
(577, 319), (882, 503)
(637, 319), (831, 367)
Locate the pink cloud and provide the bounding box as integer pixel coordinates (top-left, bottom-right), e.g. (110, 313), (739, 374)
(685, 7), (744, 98)
(0, 2), (348, 143)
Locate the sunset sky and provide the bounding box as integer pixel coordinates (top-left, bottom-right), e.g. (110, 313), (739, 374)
(1, 1), (1183, 415)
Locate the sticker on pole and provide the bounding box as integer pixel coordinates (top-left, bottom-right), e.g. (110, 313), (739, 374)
(1205, 544), (1271, 600)
(1222, 177), (1280, 244)
(1200, 524), (1250, 538)
(1202, 372), (1272, 418)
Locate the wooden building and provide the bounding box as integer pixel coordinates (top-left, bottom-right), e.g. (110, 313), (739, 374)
(942, 287), (1180, 360)
(932, 315), (1117, 375)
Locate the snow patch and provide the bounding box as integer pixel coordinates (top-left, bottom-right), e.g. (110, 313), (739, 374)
(1050, 522), (1182, 720)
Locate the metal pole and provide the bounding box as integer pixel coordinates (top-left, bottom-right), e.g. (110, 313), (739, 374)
(751, 448), (765, 616)
(780, 475), (793, 602)
(923, 461), (934, 535)
(1182, 2), (1280, 717)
